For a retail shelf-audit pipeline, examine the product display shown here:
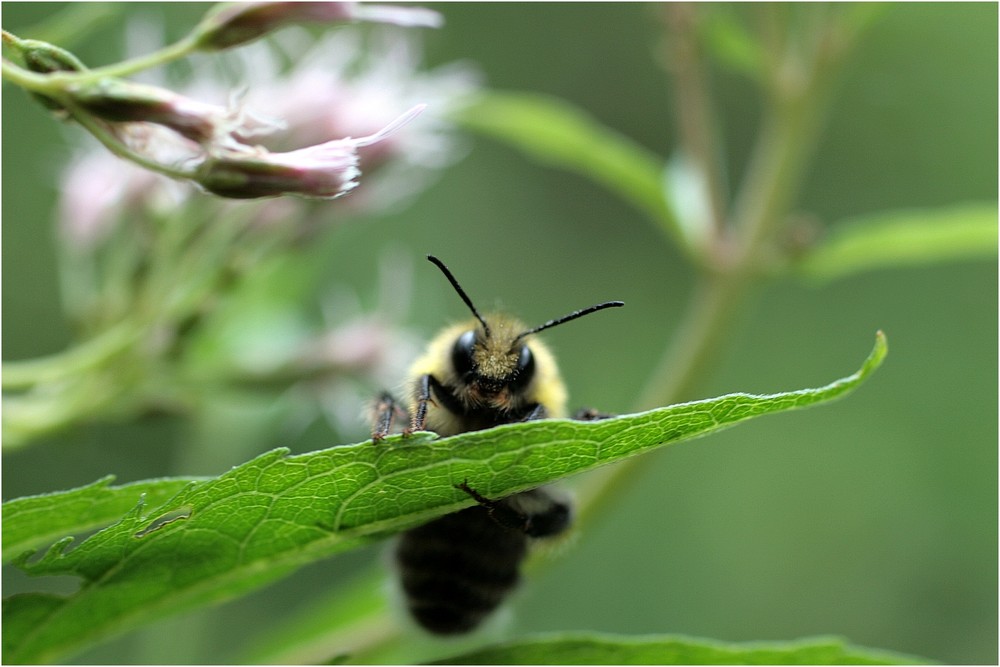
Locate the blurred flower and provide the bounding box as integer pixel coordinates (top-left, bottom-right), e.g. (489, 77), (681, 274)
(306, 315), (419, 437)
(349, 4), (444, 29)
(302, 251), (422, 436)
(193, 2), (442, 51)
(56, 17), (478, 245)
(189, 26), (481, 210)
(59, 144), (187, 249)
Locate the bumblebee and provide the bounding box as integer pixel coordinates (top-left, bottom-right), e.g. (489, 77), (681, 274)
(374, 255), (622, 634)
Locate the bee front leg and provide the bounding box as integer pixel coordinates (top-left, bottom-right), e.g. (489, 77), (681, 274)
(372, 391), (408, 443)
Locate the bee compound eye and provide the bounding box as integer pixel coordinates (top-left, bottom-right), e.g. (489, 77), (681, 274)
(510, 344), (535, 391)
(451, 330), (477, 378)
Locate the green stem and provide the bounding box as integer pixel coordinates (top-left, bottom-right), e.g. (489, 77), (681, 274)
(0, 56), (49, 89)
(2, 323), (139, 389)
(573, 270), (750, 525)
(662, 3), (729, 236)
(731, 83), (825, 264)
(1, 33), (200, 91)
(78, 34), (200, 80)
(637, 273), (748, 410)
(574, 6), (849, 526)
(66, 105), (195, 181)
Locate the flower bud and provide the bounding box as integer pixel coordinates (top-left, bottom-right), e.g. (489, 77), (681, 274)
(19, 38), (87, 75)
(194, 104), (424, 199)
(15, 38), (87, 111)
(68, 79), (226, 144)
(192, 2), (442, 51)
(195, 142), (361, 200)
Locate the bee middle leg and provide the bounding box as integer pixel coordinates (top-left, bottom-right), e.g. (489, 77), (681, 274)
(409, 373), (442, 434)
(573, 407), (615, 421)
(455, 481), (571, 539)
(519, 403), (548, 422)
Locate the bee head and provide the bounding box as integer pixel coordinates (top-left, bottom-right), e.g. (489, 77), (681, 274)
(427, 255), (623, 404)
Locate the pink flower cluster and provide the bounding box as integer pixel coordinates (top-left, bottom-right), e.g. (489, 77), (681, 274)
(58, 9), (478, 245)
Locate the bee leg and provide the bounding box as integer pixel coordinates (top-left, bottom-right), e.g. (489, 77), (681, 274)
(409, 374), (462, 434)
(573, 407), (615, 421)
(455, 481), (570, 538)
(520, 403), (548, 422)
(455, 480), (493, 505)
(455, 481), (522, 530)
(372, 391), (407, 443)
(407, 374), (433, 434)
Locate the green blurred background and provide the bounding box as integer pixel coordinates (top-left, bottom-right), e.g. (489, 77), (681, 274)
(2, 3), (996, 664)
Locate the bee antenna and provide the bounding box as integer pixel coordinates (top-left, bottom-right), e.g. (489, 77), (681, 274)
(427, 255), (491, 337)
(515, 300), (624, 343)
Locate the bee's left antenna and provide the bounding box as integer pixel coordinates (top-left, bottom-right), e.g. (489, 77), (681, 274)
(426, 255), (491, 337)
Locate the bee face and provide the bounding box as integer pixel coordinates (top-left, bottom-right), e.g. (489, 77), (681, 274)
(409, 316), (556, 427)
(451, 319), (536, 404)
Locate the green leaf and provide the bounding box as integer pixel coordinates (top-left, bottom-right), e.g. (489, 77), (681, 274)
(798, 204), (998, 282)
(454, 91), (686, 250)
(2, 476), (195, 563)
(430, 632), (928, 665)
(3, 333), (886, 663)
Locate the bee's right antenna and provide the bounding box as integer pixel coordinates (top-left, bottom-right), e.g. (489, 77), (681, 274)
(427, 255), (491, 337)
(515, 300), (624, 343)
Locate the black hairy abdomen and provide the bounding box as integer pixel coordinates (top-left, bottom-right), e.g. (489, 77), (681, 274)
(396, 504), (528, 634)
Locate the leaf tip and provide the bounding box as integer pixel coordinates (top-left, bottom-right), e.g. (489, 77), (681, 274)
(16, 535), (75, 570)
(869, 329), (889, 369)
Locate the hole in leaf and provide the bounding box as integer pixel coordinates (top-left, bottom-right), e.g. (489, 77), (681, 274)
(134, 506), (193, 538)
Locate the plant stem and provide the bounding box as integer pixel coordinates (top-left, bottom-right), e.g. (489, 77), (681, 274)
(642, 272), (748, 411)
(0, 56), (49, 89)
(574, 5), (849, 526)
(662, 3), (729, 237)
(1, 32), (200, 90)
(66, 106), (195, 181)
(79, 34), (200, 80)
(731, 86), (824, 266)
(573, 272), (748, 526)
(2, 323), (139, 389)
